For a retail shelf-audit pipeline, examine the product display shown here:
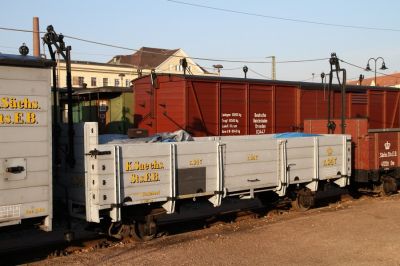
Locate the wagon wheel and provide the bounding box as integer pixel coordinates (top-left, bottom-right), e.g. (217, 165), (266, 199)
(108, 222), (136, 239)
(132, 220), (157, 241)
(292, 188), (315, 211)
(380, 176), (397, 196)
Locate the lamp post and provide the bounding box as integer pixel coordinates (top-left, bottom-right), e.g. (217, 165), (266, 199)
(243, 65), (248, 79)
(266, 56), (276, 80)
(213, 64), (223, 76)
(320, 72), (326, 83)
(365, 57), (388, 86)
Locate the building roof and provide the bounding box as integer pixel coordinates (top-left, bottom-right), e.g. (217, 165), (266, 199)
(58, 59), (133, 68)
(109, 47), (180, 69)
(348, 72), (400, 87)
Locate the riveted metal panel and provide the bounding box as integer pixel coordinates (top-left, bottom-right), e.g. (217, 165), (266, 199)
(385, 91), (400, 128)
(275, 86), (297, 132)
(220, 83), (247, 136)
(156, 79), (186, 133)
(187, 81), (219, 136)
(175, 142), (218, 195)
(119, 143), (172, 204)
(248, 84), (273, 134)
(221, 139), (279, 192)
(318, 136), (346, 179)
(284, 138), (315, 184)
(369, 90), (385, 129)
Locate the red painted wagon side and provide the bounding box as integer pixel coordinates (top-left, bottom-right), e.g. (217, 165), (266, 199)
(132, 74), (400, 137)
(133, 75), (303, 136)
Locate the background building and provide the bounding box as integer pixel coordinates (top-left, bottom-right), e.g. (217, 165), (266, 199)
(109, 47), (213, 76)
(56, 60), (136, 89)
(56, 47), (215, 90)
(349, 73), (400, 87)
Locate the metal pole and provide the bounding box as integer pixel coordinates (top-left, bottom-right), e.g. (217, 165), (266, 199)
(327, 71), (333, 133)
(47, 45), (60, 167)
(272, 56), (276, 80)
(66, 46), (75, 167)
(341, 70), (347, 134)
(327, 53), (346, 134)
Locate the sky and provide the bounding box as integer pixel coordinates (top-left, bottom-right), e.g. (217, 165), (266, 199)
(1, 0), (400, 82)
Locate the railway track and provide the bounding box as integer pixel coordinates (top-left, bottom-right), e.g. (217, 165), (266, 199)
(0, 188), (364, 265)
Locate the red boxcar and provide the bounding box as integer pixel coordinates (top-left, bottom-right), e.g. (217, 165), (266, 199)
(133, 74), (400, 136)
(132, 74), (400, 191)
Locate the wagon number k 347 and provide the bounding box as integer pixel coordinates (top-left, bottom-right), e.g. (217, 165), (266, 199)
(248, 154), (258, 161)
(189, 159), (203, 166)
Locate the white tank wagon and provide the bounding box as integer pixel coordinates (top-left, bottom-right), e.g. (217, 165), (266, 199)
(0, 54), (54, 231)
(81, 122), (351, 239)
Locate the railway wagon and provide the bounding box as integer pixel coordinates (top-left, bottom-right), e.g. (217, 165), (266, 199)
(0, 54), (54, 230)
(80, 122), (350, 239)
(133, 74), (400, 136)
(0, 51), (352, 245)
(304, 118), (399, 193)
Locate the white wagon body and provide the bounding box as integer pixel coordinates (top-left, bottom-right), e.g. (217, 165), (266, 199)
(82, 122), (351, 223)
(0, 54), (53, 230)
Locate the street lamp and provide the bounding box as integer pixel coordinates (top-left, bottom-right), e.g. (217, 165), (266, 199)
(243, 65), (248, 79)
(320, 72), (326, 83)
(365, 57), (388, 86)
(213, 64), (223, 76)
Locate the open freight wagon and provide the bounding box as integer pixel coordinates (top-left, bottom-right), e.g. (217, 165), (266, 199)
(133, 74), (400, 137)
(60, 122), (351, 239)
(305, 118), (400, 193)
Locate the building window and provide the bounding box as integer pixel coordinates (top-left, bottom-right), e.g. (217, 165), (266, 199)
(72, 76), (85, 87)
(91, 77), (97, 87)
(175, 65), (190, 72)
(114, 79), (120, 87)
(77, 77), (84, 87)
(175, 65), (182, 72)
(125, 79), (131, 87)
(103, 78), (108, 87)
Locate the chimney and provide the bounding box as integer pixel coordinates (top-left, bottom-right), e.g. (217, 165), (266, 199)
(33, 17), (40, 57)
